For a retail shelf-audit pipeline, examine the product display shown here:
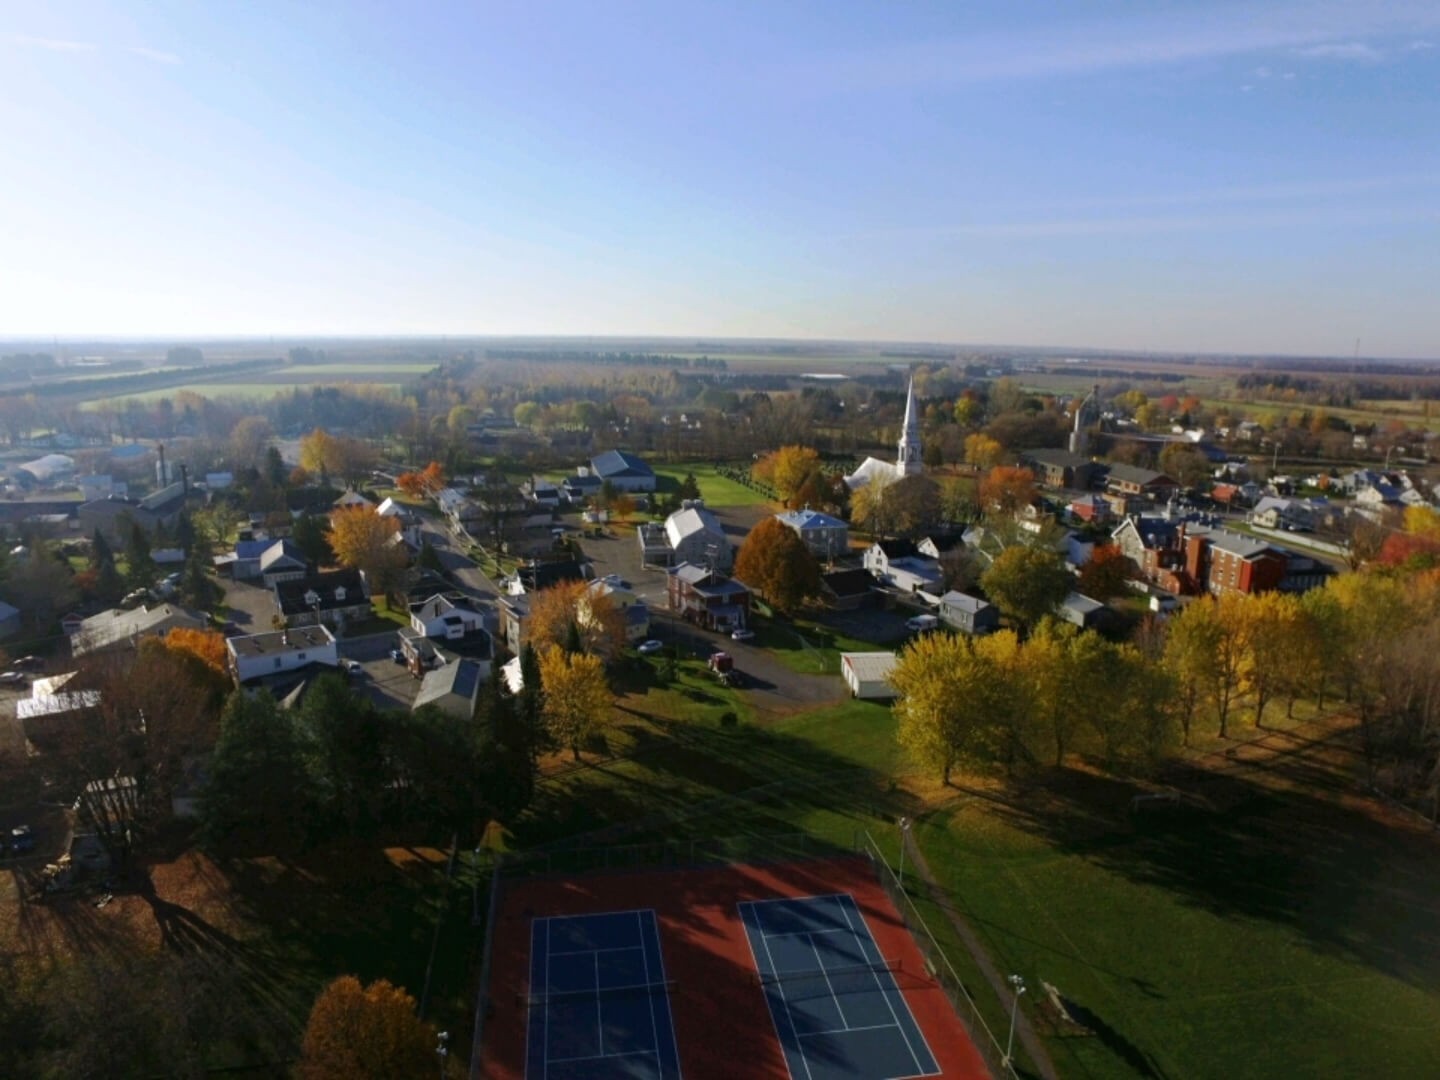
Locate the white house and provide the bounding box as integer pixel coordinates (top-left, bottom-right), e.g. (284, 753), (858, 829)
(841, 652), (899, 700)
(332, 490), (374, 510)
(666, 503), (730, 568)
(525, 476), (562, 508)
(70, 604), (207, 657)
(413, 658), (487, 721)
(938, 591), (999, 635)
(1059, 592), (1106, 629)
(863, 540), (942, 593)
(409, 593), (487, 640)
(226, 624), (339, 684)
(589, 449), (656, 493)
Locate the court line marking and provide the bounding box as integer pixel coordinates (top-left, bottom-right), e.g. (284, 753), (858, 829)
(549, 1049), (660, 1064)
(806, 932), (852, 1031)
(594, 951), (603, 1057)
(798, 1023), (907, 1037)
(642, 908), (684, 1080)
(837, 893), (939, 1077)
(637, 910), (663, 1076)
(550, 944), (644, 957)
(543, 917), (551, 1080)
(739, 900), (810, 1080)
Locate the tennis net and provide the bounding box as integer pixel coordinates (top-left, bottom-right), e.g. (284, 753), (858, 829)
(752, 958), (901, 993)
(519, 979), (677, 1008)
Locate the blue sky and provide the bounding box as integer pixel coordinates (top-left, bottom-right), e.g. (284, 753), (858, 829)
(2, 1), (1438, 357)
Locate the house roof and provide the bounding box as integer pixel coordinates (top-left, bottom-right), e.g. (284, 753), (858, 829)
(841, 652), (899, 683)
(844, 456), (898, 490)
(274, 569), (368, 617)
(413, 658), (485, 715)
(1107, 464), (1175, 487)
(940, 591), (990, 615)
(376, 496), (406, 517)
(259, 539), (307, 573)
(873, 538), (919, 559)
(776, 508), (848, 531)
(233, 539), (271, 560)
(17, 690), (101, 721)
(1023, 448), (1091, 468)
(410, 593), (479, 622)
(821, 568), (873, 599)
(1061, 592), (1106, 616)
(669, 562), (714, 586)
(1205, 530), (1280, 560)
(0, 599), (18, 621)
(139, 482), (186, 511)
(888, 555), (943, 580)
(563, 473), (603, 491)
(591, 449), (654, 479)
(72, 604), (206, 655)
(665, 506), (724, 547)
(227, 624), (336, 659)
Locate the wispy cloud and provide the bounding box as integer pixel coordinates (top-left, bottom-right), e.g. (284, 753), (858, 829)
(8, 33), (96, 53)
(1295, 42), (1383, 61)
(1407, 40), (1436, 51)
(127, 45), (180, 65)
(786, 3), (1440, 89)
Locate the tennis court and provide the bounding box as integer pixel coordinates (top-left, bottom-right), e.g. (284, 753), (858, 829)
(740, 893), (940, 1080)
(525, 909), (683, 1079)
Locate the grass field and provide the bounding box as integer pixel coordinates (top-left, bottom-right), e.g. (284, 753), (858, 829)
(750, 616), (881, 675)
(652, 463), (775, 508)
(914, 760), (1440, 1079)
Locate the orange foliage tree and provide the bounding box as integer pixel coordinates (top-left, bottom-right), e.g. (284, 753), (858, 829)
(752, 445), (822, 507)
(978, 466), (1037, 515)
(328, 506), (407, 601)
(526, 579), (627, 660)
(164, 627), (228, 676)
(295, 976), (436, 1080)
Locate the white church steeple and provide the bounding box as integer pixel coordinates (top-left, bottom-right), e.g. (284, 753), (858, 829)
(896, 376), (923, 477)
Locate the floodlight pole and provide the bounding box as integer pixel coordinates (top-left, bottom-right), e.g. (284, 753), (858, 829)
(897, 816), (912, 890)
(1003, 974), (1026, 1070)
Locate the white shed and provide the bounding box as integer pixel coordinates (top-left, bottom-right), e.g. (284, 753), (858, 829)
(840, 652), (899, 700)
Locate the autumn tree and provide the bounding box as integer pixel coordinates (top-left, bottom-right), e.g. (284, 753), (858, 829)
(328, 505), (407, 602)
(848, 474), (895, 538)
(295, 976), (436, 1080)
(890, 630), (1024, 783)
(980, 546), (1072, 635)
(1077, 544), (1132, 602)
(883, 475), (942, 538)
(526, 579), (627, 660)
(978, 466), (1037, 515)
(228, 416), (273, 473)
(164, 627), (228, 676)
(963, 433), (1003, 470)
(752, 445), (822, 506)
(1158, 443), (1212, 490)
(732, 516), (822, 614)
(538, 647), (612, 760)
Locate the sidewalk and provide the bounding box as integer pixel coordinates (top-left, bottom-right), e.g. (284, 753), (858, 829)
(901, 828), (1060, 1080)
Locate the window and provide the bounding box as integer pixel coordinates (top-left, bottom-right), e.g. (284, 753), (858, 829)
(298, 652), (307, 661)
(273, 658), (281, 669)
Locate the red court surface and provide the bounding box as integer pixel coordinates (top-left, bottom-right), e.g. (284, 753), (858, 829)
(479, 855), (991, 1079)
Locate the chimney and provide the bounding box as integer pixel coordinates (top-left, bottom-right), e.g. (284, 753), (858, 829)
(156, 443), (168, 486)
(179, 463), (189, 495)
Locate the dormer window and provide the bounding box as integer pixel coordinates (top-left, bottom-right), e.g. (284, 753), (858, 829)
(303, 589), (320, 607)
(334, 586), (347, 602)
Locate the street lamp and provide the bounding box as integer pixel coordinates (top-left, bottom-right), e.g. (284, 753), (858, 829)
(1003, 974), (1026, 1070)
(896, 816), (912, 889)
(436, 1031), (449, 1079)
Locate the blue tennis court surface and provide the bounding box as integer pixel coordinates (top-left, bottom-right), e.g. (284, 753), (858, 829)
(740, 894), (940, 1080)
(526, 908), (682, 1080)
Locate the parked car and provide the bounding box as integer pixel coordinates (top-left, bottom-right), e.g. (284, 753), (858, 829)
(10, 825), (35, 854)
(637, 640), (664, 655)
(342, 659), (364, 676)
(12, 655), (44, 671)
(0, 671), (27, 686)
(389, 648), (405, 663)
(730, 628), (755, 642)
(905, 614), (939, 632)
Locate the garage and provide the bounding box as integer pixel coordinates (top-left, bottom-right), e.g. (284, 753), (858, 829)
(840, 652), (899, 701)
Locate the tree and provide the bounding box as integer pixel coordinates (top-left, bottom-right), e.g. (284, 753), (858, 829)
(1077, 545), (1132, 602)
(89, 527), (124, 603)
(883, 475), (941, 538)
(978, 466), (1037, 515)
(890, 630), (1024, 783)
(201, 691), (316, 853)
(300, 427), (338, 475)
(732, 516), (822, 614)
(526, 579), (627, 660)
(124, 519), (156, 589)
(165, 627), (227, 676)
(752, 445), (822, 507)
(964, 433), (1004, 470)
(228, 416), (273, 473)
(539, 647), (612, 760)
(517, 643), (545, 758)
(1158, 443), (1212, 490)
(7, 546), (79, 629)
(293, 512), (335, 566)
(980, 546), (1072, 634)
(328, 505), (407, 601)
(295, 976), (436, 1080)
(300, 675), (391, 833)
(848, 473), (895, 538)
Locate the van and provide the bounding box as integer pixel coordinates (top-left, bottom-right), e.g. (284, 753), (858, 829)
(905, 614), (939, 632)
(1149, 594), (1178, 613)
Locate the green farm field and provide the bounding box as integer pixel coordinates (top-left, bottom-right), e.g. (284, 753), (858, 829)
(652, 462), (775, 507)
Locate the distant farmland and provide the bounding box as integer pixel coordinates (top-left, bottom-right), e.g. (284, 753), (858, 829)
(74, 362), (438, 407)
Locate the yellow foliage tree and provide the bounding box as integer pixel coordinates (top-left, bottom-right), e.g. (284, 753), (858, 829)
(294, 976), (436, 1080)
(328, 506), (407, 600)
(538, 647), (612, 760)
(963, 433), (1003, 470)
(752, 445), (822, 507)
(526, 579), (627, 660)
(1404, 505), (1440, 541)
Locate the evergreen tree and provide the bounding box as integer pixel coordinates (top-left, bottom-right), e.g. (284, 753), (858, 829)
(180, 550), (215, 609)
(89, 528), (114, 571)
(517, 643), (547, 757)
(265, 445), (286, 487)
(417, 539), (446, 576)
(201, 692), (316, 853)
(174, 511), (196, 555)
(678, 472), (702, 502)
(90, 528), (124, 602)
(123, 518), (156, 589)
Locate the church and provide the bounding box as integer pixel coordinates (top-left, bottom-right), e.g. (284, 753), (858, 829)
(844, 377), (923, 490)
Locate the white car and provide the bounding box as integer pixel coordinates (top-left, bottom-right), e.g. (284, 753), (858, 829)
(730, 628), (755, 641)
(342, 660), (364, 676)
(637, 640), (665, 655)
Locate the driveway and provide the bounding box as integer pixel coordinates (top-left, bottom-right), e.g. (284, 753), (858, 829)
(219, 578), (277, 634)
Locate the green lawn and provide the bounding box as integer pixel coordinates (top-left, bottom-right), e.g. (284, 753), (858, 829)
(652, 463), (775, 508)
(915, 777), (1440, 1079)
(750, 615), (879, 675)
